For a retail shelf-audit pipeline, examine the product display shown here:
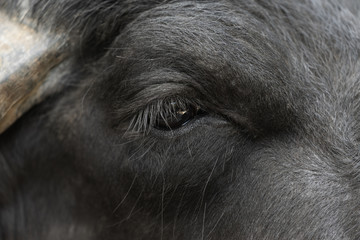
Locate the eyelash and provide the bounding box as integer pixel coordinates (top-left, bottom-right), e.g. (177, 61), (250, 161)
(126, 97), (203, 135)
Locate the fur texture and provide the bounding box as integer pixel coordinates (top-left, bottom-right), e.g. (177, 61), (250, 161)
(1, 0), (360, 239)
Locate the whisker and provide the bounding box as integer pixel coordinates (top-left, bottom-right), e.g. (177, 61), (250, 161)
(112, 173), (138, 214)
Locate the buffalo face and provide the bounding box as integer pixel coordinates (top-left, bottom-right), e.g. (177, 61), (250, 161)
(1, 1), (360, 239)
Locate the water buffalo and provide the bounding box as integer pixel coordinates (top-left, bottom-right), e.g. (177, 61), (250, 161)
(0, 0), (360, 239)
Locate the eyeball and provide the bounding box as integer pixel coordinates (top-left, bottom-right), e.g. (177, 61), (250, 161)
(154, 102), (205, 131)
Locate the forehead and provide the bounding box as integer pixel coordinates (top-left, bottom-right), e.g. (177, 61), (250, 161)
(112, 1), (292, 86)
(102, 0), (360, 133)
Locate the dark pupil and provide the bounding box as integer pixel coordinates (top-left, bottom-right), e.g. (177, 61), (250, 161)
(155, 105), (196, 130)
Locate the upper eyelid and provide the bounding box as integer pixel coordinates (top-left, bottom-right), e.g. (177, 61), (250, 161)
(121, 84), (195, 110)
(114, 80), (200, 124)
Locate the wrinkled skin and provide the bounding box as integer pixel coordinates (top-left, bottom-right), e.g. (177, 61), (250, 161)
(1, 0), (360, 239)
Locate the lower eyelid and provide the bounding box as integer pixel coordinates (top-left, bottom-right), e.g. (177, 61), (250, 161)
(149, 115), (228, 138)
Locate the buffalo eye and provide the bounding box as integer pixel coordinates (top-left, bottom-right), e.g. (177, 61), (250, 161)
(154, 102), (205, 131)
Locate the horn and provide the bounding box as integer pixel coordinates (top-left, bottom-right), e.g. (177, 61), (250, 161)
(0, 12), (69, 134)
